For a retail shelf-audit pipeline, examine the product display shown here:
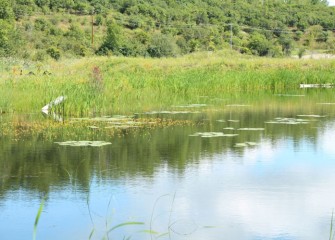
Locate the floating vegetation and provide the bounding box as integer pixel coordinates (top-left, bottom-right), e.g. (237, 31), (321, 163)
(54, 141), (112, 147)
(265, 117), (309, 125)
(223, 127), (234, 130)
(216, 120), (226, 123)
(143, 110), (201, 115)
(189, 132), (238, 138)
(275, 94), (305, 97)
(173, 104), (207, 108)
(296, 115), (326, 118)
(71, 115), (132, 122)
(228, 120), (240, 123)
(0, 117), (194, 140)
(237, 128), (264, 131)
(234, 142), (258, 147)
(226, 104), (250, 107)
(71, 116), (172, 130)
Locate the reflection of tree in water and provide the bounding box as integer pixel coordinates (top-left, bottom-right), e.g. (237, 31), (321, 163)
(0, 102), (334, 197)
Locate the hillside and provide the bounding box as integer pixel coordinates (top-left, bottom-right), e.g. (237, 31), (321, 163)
(0, 0), (335, 60)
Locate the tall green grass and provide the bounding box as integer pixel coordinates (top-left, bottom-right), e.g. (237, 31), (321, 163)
(1, 52), (335, 116)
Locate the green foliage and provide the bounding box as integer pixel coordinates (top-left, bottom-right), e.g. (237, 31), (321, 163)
(147, 33), (179, 57)
(0, 0), (14, 20)
(248, 32), (272, 56)
(46, 46), (61, 60)
(97, 21), (121, 55)
(0, 0), (335, 59)
(0, 20), (17, 57)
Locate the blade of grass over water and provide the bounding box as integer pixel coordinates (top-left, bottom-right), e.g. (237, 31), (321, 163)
(88, 229), (95, 240)
(330, 210), (334, 240)
(106, 222), (144, 234)
(150, 194), (170, 240)
(33, 198), (45, 240)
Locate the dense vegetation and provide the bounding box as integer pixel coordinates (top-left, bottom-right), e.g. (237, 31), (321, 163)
(0, 0), (335, 60)
(1, 51), (335, 116)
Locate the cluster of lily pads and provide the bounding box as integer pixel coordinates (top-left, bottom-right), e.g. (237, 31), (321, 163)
(142, 110), (201, 115)
(234, 142), (258, 147)
(296, 114), (326, 118)
(188, 113), (327, 148)
(188, 131), (259, 148)
(189, 132), (238, 138)
(265, 117), (310, 125)
(71, 115), (149, 130)
(54, 141), (111, 147)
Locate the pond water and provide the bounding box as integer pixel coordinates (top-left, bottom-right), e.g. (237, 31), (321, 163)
(1, 92), (335, 240)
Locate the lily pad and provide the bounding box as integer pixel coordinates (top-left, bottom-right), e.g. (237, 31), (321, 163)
(296, 114), (326, 118)
(265, 117), (309, 125)
(144, 110), (200, 114)
(216, 120), (226, 123)
(190, 132), (238, 138)
(228, 120), (240, 123)
(55, 141), (112, 147)
(223, 127), (234, 130)
(237, 128), (264, 131)
(234, 142), (258, 147)
(226, 104), (250, 107)
(234, 143), (248, 147)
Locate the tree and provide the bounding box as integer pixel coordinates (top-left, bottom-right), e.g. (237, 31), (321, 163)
(97, 21), (121, 55)
(0, 20), (16, 56)
(46, 46), (61, 60)
(147, 33), (179, 57)
(0, 0), (14, 20)
(247, 32), (271, 56)
(278, 33), (294, 56)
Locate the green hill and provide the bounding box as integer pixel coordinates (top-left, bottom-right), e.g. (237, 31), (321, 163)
(1, 0), (335, 60)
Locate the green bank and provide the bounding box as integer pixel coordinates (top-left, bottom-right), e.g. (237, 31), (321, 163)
(1, 51), (335, 116)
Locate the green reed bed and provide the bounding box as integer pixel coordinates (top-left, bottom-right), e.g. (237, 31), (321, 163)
(1, 53), (335, 116)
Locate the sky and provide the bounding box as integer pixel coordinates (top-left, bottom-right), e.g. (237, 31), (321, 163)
(328, 0), (335, 6)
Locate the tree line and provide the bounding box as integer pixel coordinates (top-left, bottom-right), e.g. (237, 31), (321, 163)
(0, 0), (334, 60)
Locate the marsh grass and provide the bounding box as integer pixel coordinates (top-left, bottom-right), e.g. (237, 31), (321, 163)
(1, 51), (335, 116)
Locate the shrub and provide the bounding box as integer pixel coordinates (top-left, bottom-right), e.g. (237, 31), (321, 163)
(46, 46), (61, 60)
(147, 33), (180, 57)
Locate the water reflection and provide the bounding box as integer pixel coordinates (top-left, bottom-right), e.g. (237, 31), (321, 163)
(1, 94), (335, 239)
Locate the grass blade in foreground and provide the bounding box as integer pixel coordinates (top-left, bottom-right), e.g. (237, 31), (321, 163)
(107, 222), (144, 234)
(330, 210), (335, 240)
(33, 199), (45, 240)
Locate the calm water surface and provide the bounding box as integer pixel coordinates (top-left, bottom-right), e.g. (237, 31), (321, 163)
(1, 93), (335, 240)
